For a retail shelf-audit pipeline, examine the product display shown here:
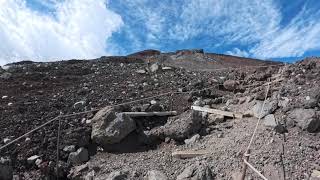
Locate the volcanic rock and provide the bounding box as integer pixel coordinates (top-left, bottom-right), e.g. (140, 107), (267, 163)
(184, 134), (200, 145)
(207, 114), (224, 125)
(105, 170), (129, 180)
(0, 157), (13, 180)
(149, 63), (160, 73)
(162, 110), (203, 141)
(67, 148), (89, 166)
(223, 80), (239, 91)
(0, 72), (12, 80)
(147, 110), (203, 141)
(27, 155), (40, 165)
(287, 108), (320, 132)
(252, 100), (278, 119)
(176, 161), (214, 180)
(263, 114), (277, 127)
(91, 107), (136, 146)
(147, 170), (168, 180)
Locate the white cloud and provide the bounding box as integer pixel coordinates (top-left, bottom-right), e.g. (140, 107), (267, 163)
(0, 0), (123, 65)
(226, 48), (249, 57)
(250, 7), (320, 58)
(169, 0), (281, 43)
(111, 0), (320, 59)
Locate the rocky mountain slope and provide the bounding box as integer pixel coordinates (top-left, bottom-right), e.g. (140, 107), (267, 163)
(0, 50), (319, 180)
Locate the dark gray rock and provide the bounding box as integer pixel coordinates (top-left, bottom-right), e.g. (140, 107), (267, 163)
(176, 161), (214, 180)
(223, 80), (239, 91)
(148, 110), (203, 141)
(106, 171), (129, 180)
(184, 134), (200, 145)
(263, 114), (277, 127)
(0, 72), (12, 80)
(67, 147), (89, 165)
(252, 100), (278, 119)
(147, 170), (168, 180)
(287, 108), (320, 132)
(162, 110), (203, 141)
(0, 157), (13, 180)
(91, 107), (136, 146)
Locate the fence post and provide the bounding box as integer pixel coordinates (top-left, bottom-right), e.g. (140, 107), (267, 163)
(240, 150), (250, 180)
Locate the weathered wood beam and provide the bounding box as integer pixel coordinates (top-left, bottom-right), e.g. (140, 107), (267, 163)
(172, 149), (209, 159)
(123, 111), (177, 117)
(191, 106), (243, 119)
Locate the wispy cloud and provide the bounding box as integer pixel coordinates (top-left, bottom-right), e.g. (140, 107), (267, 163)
(1, 0), (320, 63)
(250, 6), (320, 58)
(0, 0), (123, 65)
(226, 48), (249, 57)
(109, 0), (320, 59)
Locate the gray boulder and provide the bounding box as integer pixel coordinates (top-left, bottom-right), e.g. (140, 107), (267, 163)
(0, 157), (13, 180)
(150, 110), (203, 141)
(0, 72), (12, 80)
(207, 114), (224, 125)
(106, 171), (129, 180)
(263, 114), (277, 128)
(67, 148), (89, 165)
(287, 108), (320, 132)
(176, 161), (214, 180)
(147, 170), (168, 180)
(149, 63), (160, 73)
(223, 80), (239, 91)
(144, 110), (203, 141)
(91, 107), (136, 146)
(252, 100), (278, 119)
(184, 134), (200, 145)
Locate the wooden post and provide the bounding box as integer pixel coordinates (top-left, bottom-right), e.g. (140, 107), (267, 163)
(191, 106), (243, 119)
(240, 150), (250, 180)
(123, 111), (177, 117)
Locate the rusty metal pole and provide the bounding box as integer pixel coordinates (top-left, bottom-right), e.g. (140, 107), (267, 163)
(240, 150), (251, 180)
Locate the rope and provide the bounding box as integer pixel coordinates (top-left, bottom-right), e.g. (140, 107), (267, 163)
(246, 80), (271, 152)
(243, 159), (268, 180)
(0, 116), (61, 151)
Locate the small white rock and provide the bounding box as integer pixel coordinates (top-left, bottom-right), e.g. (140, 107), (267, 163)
(27, 155), (40, 164)
(35, 159), (42, 167)
(63, 145), (76, 152)
(25, 137), (31, 142)
(3, 138), (11, 144)
(306, 96), (311, 101)
(7, 103), (13, 106)
(2, 96), (8, 99)
(150, 100), (157, 105)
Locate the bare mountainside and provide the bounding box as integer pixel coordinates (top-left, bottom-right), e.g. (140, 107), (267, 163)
(1, 50), (320, 180)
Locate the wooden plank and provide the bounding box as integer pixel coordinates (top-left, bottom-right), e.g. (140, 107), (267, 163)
(172, 149), (209, 159)
(191, 106), (243, 119)
(123, 111), (177, 117)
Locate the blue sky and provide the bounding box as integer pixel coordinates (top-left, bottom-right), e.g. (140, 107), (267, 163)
(1, 0), (320, 65)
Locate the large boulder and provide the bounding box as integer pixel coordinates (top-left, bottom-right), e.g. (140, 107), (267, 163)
(287, 108), (320, 132)
(252, 100), (278, 119)
(223, 80), (239, 91)
(0, 157), (13, 180)
(165, 110), (203, 140)
(91, 107), (136, 146)
(176, 161), (214, 180)
(148, 110), (203, 141)
(149, 63), (160, 73)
